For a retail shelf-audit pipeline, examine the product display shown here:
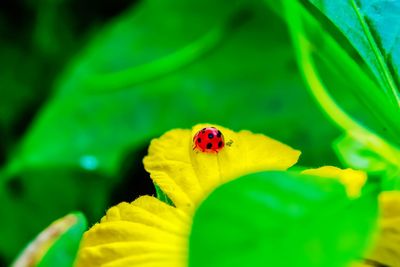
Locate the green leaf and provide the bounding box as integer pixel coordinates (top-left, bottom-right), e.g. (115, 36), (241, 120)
(154, 183), (174, 206)
(189, 171), (378, 267)
(264, 1), (400, 145)
(12, 212), (87, 267)
(307, 0), (400, 108)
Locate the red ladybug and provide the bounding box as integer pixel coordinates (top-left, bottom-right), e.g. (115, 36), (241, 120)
(193, 127), (225, 153)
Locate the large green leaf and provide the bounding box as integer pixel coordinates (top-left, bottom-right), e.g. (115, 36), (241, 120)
(308, 0), (400, 107)
(189, 171), (378, 267)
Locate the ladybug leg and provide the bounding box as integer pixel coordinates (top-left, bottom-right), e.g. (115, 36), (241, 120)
(226, 139), (234, 147)
(192, 144), (200, 153)
(192, 143), (198, 151)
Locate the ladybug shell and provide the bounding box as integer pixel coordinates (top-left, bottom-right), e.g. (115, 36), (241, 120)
(193, 127), (225, 153)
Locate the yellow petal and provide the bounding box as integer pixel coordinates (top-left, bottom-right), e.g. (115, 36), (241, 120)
(378, 190), (400, 219)
(143, 124), (301, 212)
(75, 196), (189, 267)
(361, 191), (400, 266)
(301, 166), (366, 198)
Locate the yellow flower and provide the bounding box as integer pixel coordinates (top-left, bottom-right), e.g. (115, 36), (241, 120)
(75, 124), (300, 267)
(74, 124), (382, 267)
(142, 124), (301, 213)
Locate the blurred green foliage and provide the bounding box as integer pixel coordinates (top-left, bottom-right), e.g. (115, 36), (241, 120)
(11, 0), (339, 176)
(2, 0), (399, 265)
(0, 1), (340, 263)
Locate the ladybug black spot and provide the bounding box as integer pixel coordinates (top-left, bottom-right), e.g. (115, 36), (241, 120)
(208, 133), (214, 139)
(217, 131), (222, 138)
(218, 141), (223, 148)
(206, 143), (212, 149)
(197, 138), (201, 143)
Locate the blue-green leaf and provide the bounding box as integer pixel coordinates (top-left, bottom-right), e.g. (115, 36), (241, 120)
(308, 0), (400, 108)
(279, 0), (400, 173)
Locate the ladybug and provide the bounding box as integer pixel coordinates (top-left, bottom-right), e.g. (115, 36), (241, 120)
(193, 127), (225, 153)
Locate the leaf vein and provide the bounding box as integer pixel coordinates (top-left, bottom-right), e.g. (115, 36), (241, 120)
(350, 0), (400, 108)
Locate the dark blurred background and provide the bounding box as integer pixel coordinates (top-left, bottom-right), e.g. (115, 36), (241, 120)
(0, 0), (341, 265)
